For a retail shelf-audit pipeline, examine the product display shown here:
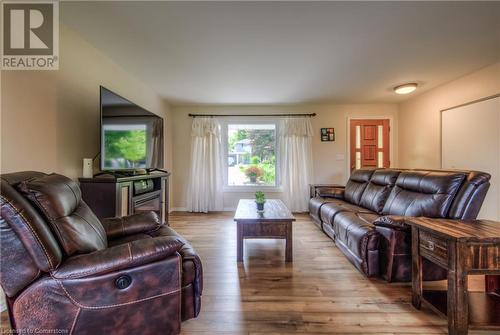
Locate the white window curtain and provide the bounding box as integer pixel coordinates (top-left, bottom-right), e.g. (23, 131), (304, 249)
(186, 118), (224, 213)
(279, 117), (314, 212)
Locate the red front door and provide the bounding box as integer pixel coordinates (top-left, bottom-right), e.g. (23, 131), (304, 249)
(350, 119), (390, 171)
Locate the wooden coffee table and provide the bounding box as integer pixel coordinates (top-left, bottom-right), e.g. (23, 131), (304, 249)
(234, 199), (295, 262)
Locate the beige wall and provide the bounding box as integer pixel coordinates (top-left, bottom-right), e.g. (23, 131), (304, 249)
(0, 25), (174, 313)
(171, 104), (398, 210)
(4, 25), (496, 211)
(398, 62), (500, 168)
(1, 70), (58, 173)
(1, 25), (173, 185)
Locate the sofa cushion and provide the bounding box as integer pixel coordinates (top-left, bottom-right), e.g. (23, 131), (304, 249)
(18, 174), (107, 256)
(359, 169), (401, 213)
(344, 169), (375, 205)
(309, 197), (337, 223)
(320, 199), (374, 225)
(382, 170), (466, 218)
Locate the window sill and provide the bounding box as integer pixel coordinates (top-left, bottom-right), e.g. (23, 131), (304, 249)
(223, 185), (283, 193)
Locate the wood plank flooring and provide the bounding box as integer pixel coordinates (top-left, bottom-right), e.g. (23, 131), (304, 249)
(171, 212), (487, 335)
(1, 212), (492, 334)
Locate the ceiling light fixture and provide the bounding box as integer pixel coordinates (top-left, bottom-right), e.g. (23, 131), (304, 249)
(394, 83), (418, 95)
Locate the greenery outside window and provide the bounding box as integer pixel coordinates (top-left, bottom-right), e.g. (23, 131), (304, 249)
(223, 121), (280, 190)
(103, 124), (148, 169)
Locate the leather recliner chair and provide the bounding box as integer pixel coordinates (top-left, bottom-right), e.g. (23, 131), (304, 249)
(0, 172), (203, 335)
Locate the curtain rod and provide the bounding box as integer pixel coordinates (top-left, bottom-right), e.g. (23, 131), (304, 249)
(188, 113), (316, 118)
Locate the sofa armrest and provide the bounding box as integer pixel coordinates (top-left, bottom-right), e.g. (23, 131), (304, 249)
(317, 187), (345, 199)
(102, 211), (162, 239)
(374, 216), (449, 282)
(52, 236), (184, 279)
(373, 215), (411, 232)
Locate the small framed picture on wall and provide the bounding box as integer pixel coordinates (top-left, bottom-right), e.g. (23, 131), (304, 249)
(321, 128), (335, 142)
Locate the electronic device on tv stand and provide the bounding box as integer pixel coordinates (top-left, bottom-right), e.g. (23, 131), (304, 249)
(93, 168), (169, 178)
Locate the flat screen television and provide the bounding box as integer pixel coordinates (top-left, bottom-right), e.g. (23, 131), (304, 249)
(100, 86), (164, 171)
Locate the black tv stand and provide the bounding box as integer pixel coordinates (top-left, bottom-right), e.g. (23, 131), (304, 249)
(93, 170), (148, 178)
(79, 171), (170, 225)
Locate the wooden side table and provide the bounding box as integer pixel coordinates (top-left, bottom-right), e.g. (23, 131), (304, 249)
(405, 217), (500, 335)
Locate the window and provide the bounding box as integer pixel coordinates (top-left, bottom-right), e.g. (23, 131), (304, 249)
(225, 122), (278, 188)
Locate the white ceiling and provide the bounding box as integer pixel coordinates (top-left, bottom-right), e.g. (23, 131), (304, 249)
(61, 1), (500, 105)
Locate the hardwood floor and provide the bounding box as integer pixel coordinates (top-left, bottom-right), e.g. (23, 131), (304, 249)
(1, 212), (490, 334)
(171, 212), (484, 335)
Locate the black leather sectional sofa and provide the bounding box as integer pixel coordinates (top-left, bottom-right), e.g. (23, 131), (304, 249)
(309, 168), (491, 282)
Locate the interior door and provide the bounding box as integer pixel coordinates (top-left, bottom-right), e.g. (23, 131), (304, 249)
(350, 119), (390, 171)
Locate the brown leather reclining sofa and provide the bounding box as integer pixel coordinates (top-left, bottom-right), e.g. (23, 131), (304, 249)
(309, 168), (490, 282)
(0, 172), (203, 334)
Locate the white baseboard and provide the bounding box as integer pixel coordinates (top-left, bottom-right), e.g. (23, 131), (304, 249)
(170, 207), (187, 212)
(170, 207), (235, 212)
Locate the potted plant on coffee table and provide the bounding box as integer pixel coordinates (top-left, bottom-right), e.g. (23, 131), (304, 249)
(255, 191), (266, 212)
